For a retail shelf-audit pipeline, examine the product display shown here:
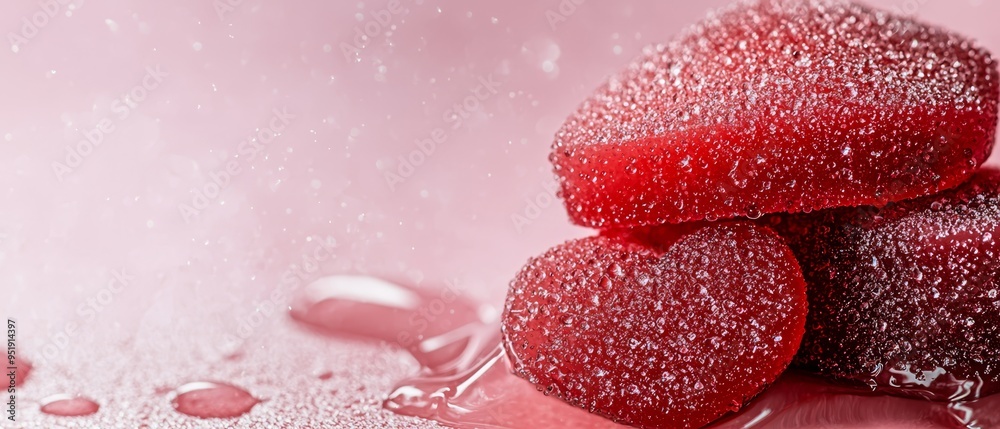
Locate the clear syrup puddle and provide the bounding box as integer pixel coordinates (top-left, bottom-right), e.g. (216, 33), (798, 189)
(289, 276), (631, 428)
(291, 275), (1000, 429)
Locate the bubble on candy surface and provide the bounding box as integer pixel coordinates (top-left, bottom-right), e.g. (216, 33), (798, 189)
(552, 0), (999, 228)
(769, 168), (1000, 401)
(501, 222), (808, 429)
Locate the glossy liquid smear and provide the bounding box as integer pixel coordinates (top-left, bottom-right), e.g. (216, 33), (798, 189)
(289, 275), (494, 374)
(171, 381), (260, 419)
(39, 394), (100, 417)
(292, 276), (1000, 429)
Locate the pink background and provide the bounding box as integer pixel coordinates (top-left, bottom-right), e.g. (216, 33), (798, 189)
(1, 0), (998, 427)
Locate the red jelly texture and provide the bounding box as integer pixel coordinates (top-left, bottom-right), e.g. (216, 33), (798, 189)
(552, 0), (999, 228)
(768, 168), (1000, 402)
(501, 222), (808, 429)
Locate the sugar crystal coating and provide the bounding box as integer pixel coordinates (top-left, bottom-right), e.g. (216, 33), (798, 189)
(552, 0), (999, 228)
(768, 168), (1000, 401)
(501, 222), (808, 429)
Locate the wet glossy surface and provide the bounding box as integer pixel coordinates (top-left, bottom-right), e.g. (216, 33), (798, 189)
(286, 276), (1000, 429)
(1, 0), (999, 428)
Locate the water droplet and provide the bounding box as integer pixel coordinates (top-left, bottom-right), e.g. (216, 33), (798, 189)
(39, 394), (100, 417)
(599, 276), (613, 289)
(560, 315), (574, 327)
(679, 155), (693, 172)
(608, 263), (625, 278)
(171, 381), (260, 418)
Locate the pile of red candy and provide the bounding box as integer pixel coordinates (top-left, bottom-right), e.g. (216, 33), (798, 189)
(500, 1), (1000, 428)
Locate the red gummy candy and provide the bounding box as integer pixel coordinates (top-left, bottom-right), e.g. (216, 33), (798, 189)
(552, 0), (999, 228)
(501, 222), (808, 429)
(768, 168), (1000, 401)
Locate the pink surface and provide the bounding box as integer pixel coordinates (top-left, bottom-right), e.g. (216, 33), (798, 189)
(1, 0), (999, 428)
